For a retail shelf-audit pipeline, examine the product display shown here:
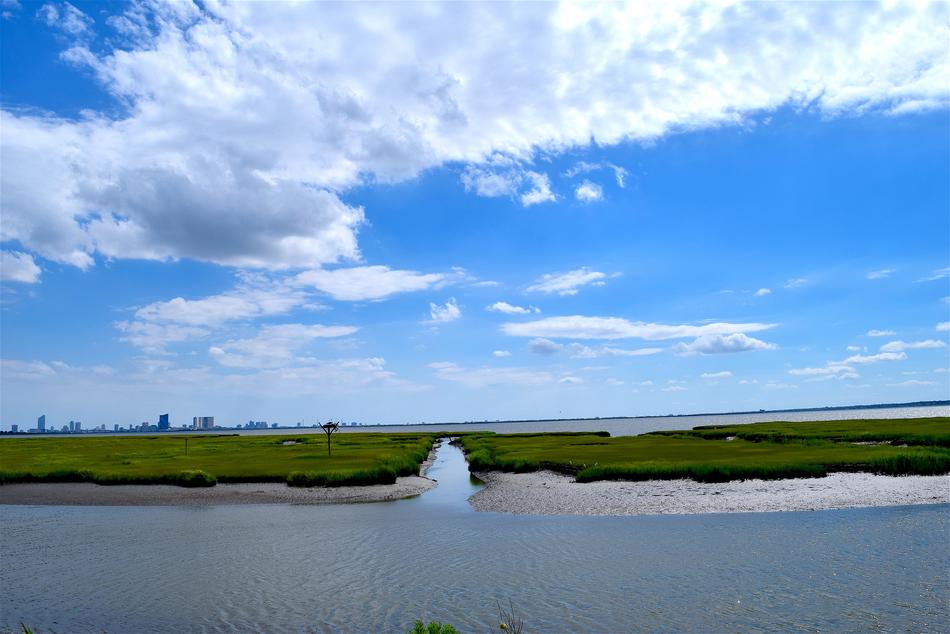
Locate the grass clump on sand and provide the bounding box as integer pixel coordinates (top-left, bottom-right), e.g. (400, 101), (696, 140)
(459, 418), (950, 484)
(0, 432), (436, 488)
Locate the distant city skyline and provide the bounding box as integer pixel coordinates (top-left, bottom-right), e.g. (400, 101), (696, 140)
(1, 2), (948, 428)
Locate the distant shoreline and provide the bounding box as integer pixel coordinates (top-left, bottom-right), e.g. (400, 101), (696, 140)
(4, 400), (947, 436)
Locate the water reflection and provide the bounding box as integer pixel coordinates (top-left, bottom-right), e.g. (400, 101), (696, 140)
(408, 439), (483, 511)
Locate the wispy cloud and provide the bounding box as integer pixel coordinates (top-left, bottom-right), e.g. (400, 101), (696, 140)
(525, 268), (611, 296)
(866, 329), (896, 337)
(486, 301), (540, 315)
(867, 268), (896, 280)
(503, 316), (776, 340)
(916, 267), (950, 282)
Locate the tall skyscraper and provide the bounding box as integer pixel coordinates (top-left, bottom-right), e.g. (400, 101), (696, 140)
(37, 414), (46, 432)
(11, 425), (18, 433)
(158, 413), (170, 430)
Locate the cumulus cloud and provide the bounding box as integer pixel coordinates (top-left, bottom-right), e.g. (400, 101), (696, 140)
(461, 162), (556, 207)
(486, 301), (540, 315)
(492, 350), (511, 358)
(574, 180), (603, 202)
(0, 251), (41, 283)
(115, 276), (315, 353)
(867, 329), (896, 337)
(295, 265), (446, 301)
(520, 172), (556, 206)
(425, 298), (461, 324)
(879, 339), (947, 352)
(754, 288), (771, 297)
(674, 333), (777, 355)
(867, 268), (895, 280)
(5, 1), (945, 272)
(662, 385), (687, 392)
(528, 338), (563, 356)
(938, 322), (950, 332)
(525, 268), (610, 296)
(209, 323), (359, 368)
(504, 315), (775, 341)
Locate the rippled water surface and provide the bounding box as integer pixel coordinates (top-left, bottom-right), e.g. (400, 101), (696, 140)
(2, 443), (948, 633)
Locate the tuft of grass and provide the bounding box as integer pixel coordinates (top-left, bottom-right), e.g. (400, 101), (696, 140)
(576, 462), (827, 483)
(407, 620), (459, 634)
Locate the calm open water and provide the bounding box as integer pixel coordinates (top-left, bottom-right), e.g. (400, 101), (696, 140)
(2, 441), (948, 633)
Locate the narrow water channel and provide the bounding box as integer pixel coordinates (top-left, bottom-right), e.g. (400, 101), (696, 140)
(407, 438), (483, 511)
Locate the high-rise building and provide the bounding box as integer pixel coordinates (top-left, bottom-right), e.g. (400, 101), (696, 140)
(11, 425), (18, 433)
(37, 414), (46, 432)
(158, 413), (170, 430)
(114, 424), (119, 432)
(74, 421), (82, 432)
(192, 416), (214, 430)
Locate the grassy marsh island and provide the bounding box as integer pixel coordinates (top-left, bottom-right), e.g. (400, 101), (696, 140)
(460, 418), (950, 483)
(0, 432), (437, 487)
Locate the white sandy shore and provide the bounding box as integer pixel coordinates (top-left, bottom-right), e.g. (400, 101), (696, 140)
(0, 443), (442, 507)
(0, 476), (436, 506)
(469, 470), (950, 516)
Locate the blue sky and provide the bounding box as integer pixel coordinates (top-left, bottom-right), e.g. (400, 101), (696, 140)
(1, 1), (948, 429)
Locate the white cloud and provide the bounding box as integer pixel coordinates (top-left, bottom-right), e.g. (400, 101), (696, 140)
(295, 265), (446, 301)
(639, 380), (654, 387)
(788, 364), (859, 380)
(867, 268), (896, 280)
(428, 361), (557, 388)
(39, 2), (93, 36)
(528, 338), (563, 356)
(879, 339), (947, 352)
(520, 171), (556, 207)
(486, 301), (540, 315)
(574, 180), (603, 202)
(558, 376), (583, 385)
(503, 315), (775, 340)
(846, 345), (861, 352)
(662, 385), (687, 392)
(209, 323), (359, 368)
(936, 322), (949, 332)
(492, 350), (511, 358)
(754, 288), (771, 297)
(605, 378), (624, 386)
(564, 161), (628, 187)
(887, 379), (937, 387)
(425, 298), (461, 324)
(867, 329), (896, 337)
(0, 251), (41, 283)
(461, 162), (556, 207)
(843, 351), (907, 364)
(6, 2), (943, 272)
(674, 333), (777, 355)
(701, 371), (733, 380)
(526, 268), (610, 296)
(784, 278), (809, 289)
(917, 267), (950, 282)
(763, 382), (798, 390)
(114, 321), (211, 356)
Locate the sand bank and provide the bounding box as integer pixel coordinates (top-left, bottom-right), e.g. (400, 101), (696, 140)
(0, 475), (436, 506)
(469, 470), (950, 516)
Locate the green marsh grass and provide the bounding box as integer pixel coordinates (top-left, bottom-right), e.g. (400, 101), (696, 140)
(460, 418), (950, 483)
(0, 432), (437, 488)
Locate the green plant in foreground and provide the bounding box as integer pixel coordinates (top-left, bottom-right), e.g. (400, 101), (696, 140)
(407, 619), (459, 634)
